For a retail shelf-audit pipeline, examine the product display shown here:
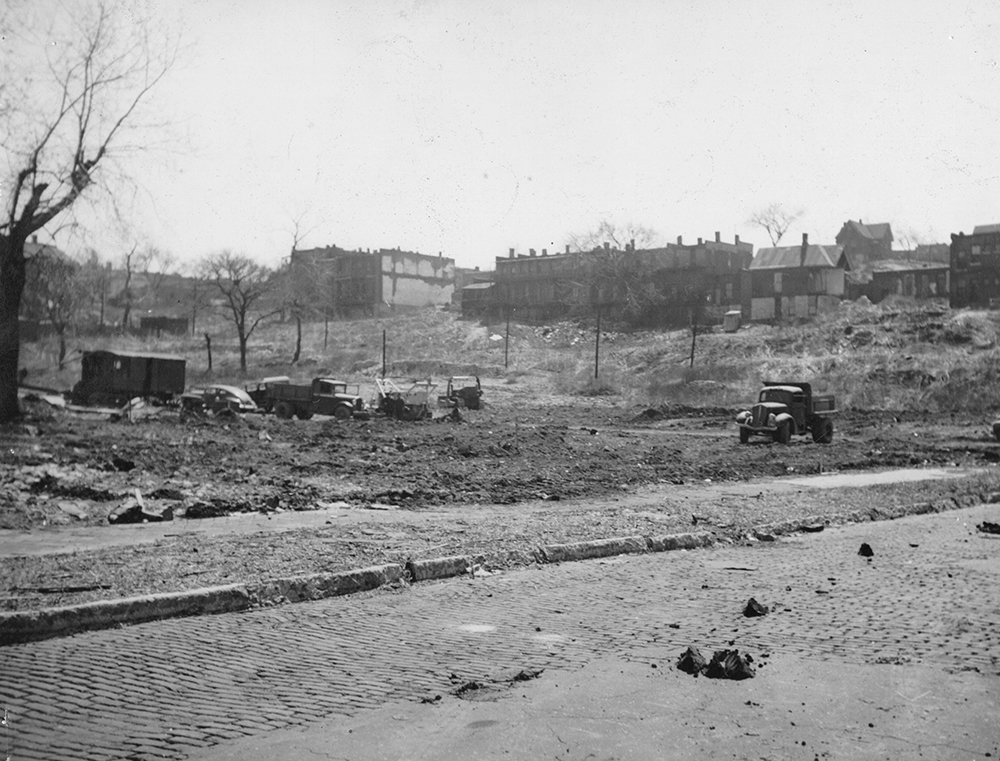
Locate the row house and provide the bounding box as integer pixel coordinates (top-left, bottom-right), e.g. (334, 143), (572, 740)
(290, 245), (455, 317)
(950, 224), (1000, 308)
(743, 234), (849, 320)
(488, 233), (752, 326)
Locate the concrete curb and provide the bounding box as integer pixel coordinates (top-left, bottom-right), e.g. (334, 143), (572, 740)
(540, 536), (647, 563)
(1, 564), (403, 647)
(2, 492), (990, 646)
(406, 555), (470, 582)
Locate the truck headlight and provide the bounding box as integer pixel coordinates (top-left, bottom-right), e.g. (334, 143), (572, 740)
(736, 411), (749, 424)
(768, 413), (777, 427)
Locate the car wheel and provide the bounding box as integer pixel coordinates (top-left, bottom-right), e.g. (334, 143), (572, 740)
(296, 409), (314, 420)
(275, 402), (294, 420)
(774, 421), (791, 445)
(739, 427), (750, 444)
(333, 405), (352, 420)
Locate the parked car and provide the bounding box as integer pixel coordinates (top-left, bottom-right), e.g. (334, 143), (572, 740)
(735, 381), (836, 444)
(244, 376), (291, 413)
(266, 378), (368, 420)
(180, 384), (258, 414)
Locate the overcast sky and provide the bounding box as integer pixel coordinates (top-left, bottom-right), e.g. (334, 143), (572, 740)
(54, 0), (1000, 270)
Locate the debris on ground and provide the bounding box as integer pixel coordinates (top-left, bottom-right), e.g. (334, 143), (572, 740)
(858, 542), (875, 557)
(976, 521), (1000, 535)
(705, 649), (756, 680)
(677, 646), (756, 680)
(676, 646), (708, 676)
(743, 597), (769, 617)
(107, 490), (174, 524)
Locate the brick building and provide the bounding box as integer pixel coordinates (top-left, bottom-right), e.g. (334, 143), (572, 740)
(950, 224), (1000, 308)
(289, 246), (455, 317)
(492, 233), (752, 327)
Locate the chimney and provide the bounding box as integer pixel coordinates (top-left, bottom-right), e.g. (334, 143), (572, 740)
(801, 233), (808, 267)
(542, 248), (547, 256)
(509, 248), (515, 258)
(697, 237), (703, 245)
(677, 235), (683, 245)
(630, 238), (635, 251)
(604, 242), (610, 251)
(715, 231), (720, 242)
(529, 248), (536, 257)
(565, 244), (570, 254)
(735, 235), (740, 246)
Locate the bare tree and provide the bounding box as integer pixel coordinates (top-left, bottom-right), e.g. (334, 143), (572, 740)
(21, 246), (81, 368)
(748, 203), (803, 247)
(139, 245), (177, 309)
(567, 220), (660, 253)
(201, 251), (279, 373)
(116, 242), (139, 331)
(0, 1), (178, 421)
(75, 247), (111, 330)
(567, 221), (664, 326)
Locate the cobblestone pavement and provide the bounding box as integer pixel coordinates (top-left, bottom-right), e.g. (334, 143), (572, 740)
(2, 505), (999, 760)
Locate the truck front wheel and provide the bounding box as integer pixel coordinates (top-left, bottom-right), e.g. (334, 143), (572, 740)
(275, 402), (294, 420)
(333, 405), (352, 420)
(773, 421), (791, 445)
(296, 409), (314, 420)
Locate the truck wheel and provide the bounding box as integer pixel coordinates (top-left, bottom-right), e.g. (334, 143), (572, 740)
(333, 405), (352, 420)
(275, 402), (294, 420)
(464, 396), (480, 410)
(774, 421), (791, 445)
(812, 419), (834, 444)
(296, 409), (314, 420)
(739, 427), (750, 444)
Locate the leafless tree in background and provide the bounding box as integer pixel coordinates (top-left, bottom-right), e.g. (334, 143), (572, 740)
(201, 251), (279, 373)
(748, 203), (802, 247)
(0, 1), (179, 421)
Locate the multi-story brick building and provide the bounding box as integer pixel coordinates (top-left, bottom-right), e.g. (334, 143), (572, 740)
(950, 224), (1000, 308)
(492, 233), (752, 326)
(289, 245), (455, 317)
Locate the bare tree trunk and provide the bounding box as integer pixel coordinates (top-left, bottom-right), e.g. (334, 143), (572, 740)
(323, 310), (329, 350)
(204, 333), (212, 371)
(239, 331), (248, 373)
(57, 329), (67, 370)
(293, 315), (302, 364)
(0, 236), (27, 422)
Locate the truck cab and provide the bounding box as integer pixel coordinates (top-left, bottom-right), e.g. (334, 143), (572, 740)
(736, 381), (835, 445)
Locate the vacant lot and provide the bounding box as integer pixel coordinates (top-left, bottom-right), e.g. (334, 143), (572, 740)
(4, 301), (1000, 612)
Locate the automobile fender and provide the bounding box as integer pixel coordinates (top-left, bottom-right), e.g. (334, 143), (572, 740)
(774, 412), (795, 432)
(735, 410), (750, 425)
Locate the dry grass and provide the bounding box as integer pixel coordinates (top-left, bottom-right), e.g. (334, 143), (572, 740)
(19, 298), (1000, 414)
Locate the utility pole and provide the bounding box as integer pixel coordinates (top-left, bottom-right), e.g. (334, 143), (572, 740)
(504, 304), (511, 369)
(382, 329), (387, 378)
(594, 304), (601, 380)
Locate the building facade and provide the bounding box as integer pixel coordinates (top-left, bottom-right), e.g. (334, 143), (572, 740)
(950, 224), (1000, 308)
(290, 246), (455, 317)
(743, 234), (849, 320)
(492, 232), (752, 326)
(835, 219), (894, 271)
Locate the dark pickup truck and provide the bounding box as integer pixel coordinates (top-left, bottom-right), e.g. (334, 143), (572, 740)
(735, 381), (836, 444)
(266, 377), (368, 421)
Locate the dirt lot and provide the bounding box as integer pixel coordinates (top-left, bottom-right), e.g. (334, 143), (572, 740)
(3, 380), (1000, 612)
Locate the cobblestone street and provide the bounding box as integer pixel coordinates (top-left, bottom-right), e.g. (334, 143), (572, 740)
(2, 505), (999, 760)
